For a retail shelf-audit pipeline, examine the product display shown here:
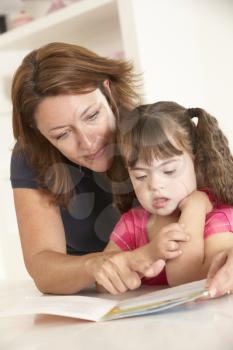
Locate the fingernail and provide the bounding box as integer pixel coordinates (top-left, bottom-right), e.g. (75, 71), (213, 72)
(209, 287), (217, 298)
(157, 259), (166, 269)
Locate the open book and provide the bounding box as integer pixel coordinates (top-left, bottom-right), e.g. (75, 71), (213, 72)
(1, 280), (209, 322)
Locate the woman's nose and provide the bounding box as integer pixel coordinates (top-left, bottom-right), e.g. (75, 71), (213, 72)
(77, 129), (93, 149)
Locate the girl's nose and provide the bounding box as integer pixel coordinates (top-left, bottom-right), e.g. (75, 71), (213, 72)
(149, 173), (165, 191)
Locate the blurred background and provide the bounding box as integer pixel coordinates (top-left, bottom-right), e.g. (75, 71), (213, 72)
(0, 0), (233, 280)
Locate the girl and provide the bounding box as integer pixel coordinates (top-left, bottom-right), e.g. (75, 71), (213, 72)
(95, 101), (233, 294)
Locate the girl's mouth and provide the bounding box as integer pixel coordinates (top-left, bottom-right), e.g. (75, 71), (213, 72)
(152, 198), (169, 209)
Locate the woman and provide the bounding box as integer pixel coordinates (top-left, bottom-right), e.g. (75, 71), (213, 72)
(11, 42), (166, 294)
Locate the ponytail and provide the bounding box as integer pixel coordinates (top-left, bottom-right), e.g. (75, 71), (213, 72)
(188, 108), (233, 205)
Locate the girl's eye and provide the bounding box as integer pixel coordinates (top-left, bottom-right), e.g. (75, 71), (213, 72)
(135, 175), (147, 181)
(56, 131), (70, 140)
(163, 169), (176, 175)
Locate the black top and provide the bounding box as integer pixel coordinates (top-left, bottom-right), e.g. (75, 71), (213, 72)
(10, 147), (120, 256)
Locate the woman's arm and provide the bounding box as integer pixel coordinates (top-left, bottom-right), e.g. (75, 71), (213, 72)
(95, 240), (165, 294)
(165, 191), (211, 286)
(203, 234), (233, 297)
(13, 188), (116, 294)
(207, 247), (233, 297)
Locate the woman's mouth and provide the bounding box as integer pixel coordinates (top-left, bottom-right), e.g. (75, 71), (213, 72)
(87, 146), (106, 160)
(152, 198), (169, 209)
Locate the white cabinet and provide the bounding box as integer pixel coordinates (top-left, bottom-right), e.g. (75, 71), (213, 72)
(0, 0), (123, 52)
(0, 0), (141, 115)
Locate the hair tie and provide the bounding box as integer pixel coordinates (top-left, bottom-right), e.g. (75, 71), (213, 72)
(187, 108), (197, 119)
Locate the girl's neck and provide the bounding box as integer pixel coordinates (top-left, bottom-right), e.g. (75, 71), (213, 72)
(147, 209), (180, 241)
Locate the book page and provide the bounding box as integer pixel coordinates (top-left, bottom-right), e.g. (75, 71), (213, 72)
(119, 279), (208, 308)
(103, 279), (209, 320)
(0, 294), (117, 322)
(0, 280), (209, 322)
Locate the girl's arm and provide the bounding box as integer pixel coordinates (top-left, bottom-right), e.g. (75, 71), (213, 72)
(165, 190), (212, 286)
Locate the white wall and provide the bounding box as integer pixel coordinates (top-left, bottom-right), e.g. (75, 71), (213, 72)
(0, 51), (29, 279)
(0, 115), (29, 279)
(131, 0), (233, 148)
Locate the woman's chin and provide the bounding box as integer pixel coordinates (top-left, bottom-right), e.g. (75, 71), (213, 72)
(86, 158), (113, 173)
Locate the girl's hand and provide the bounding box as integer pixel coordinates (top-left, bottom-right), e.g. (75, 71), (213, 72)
(207, 248), (233, 298)
(148, 223), (189, 260)
(92, 251), (165, 295)
(179, 190), (213, 214)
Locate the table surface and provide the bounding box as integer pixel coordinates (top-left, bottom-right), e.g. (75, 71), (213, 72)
(1, 279), (233, 350)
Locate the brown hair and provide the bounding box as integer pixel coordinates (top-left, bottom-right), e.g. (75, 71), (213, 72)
(112, 101), (233, 212)
(12, 42), (140, 207)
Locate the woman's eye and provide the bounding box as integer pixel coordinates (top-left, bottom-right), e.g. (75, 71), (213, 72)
(87, 111), (99, 121)
(56, 131), (69, 140)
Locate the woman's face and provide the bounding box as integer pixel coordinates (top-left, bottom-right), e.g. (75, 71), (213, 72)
(35, 89), (116, 172)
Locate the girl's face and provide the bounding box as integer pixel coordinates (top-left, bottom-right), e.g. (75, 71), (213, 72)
(128, 152), (197, 216)
(35, 89), (116, 172)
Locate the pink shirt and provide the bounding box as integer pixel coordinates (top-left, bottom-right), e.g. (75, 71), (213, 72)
(110, 203), (233, 286)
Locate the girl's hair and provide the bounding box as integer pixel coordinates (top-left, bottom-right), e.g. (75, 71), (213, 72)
(12, 42), (140, 207)
(111, 101), (233, 212)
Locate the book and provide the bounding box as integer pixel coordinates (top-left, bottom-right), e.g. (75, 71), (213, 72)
(0, 279), (209, 322)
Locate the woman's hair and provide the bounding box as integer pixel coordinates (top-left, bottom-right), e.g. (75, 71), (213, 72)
(12, 42), (140, 207)
(111, 101), (233, 212)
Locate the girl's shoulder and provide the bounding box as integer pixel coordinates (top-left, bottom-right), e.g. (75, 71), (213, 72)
(115, 207), (149, 238)
(207, 204), (233, 221)
(122, 207), (149, 224)
(205, 205), (233, 237)
(199, 188), (233, 236)
(200, 188), (233, 218)
(110, 207), (149, 251)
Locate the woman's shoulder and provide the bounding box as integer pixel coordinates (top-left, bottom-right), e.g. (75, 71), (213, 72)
(10, 143), (39, 189)
(10, 144), (86, 190)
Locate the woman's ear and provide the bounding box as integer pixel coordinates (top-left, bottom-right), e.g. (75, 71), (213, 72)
(103, 79), (111, 96)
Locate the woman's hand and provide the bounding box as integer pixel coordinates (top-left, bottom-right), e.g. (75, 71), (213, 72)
(91, 250), (165, 295)
(207, 248), (233, 297)
(148, 223), (189, 260)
